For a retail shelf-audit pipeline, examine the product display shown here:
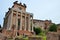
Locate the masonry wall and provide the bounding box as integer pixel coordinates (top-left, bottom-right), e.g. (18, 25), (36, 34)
(46, 32), (59, 40)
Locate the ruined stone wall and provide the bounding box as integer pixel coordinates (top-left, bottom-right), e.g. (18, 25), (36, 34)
(47, 32), (59, 40)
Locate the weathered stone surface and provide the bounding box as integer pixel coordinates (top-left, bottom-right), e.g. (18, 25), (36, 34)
(46, 32), (60, 40)
(0, 33), (7, 40)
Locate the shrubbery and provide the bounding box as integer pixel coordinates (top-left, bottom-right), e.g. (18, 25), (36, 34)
(33, 27), (42, 35)
(49, 24), (57, 32)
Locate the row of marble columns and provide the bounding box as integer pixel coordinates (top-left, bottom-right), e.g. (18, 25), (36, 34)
(9, 10), (33, 32)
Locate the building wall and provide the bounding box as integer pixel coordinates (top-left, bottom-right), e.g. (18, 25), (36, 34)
(46, 32), (60, 40)
(33, 19), (52, 30)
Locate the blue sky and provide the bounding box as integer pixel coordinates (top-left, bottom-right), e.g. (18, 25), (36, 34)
(0, 0), (60, 26)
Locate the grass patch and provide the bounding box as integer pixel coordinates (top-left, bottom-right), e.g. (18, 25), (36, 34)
(15, 35), (28, 40)
(43, 36), (46, 40)
(23, 37), (28, 40)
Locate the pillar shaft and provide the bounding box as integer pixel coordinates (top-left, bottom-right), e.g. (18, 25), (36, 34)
(32, 16), (33, 32)
(16, 11), (18, 30)
(28, 15), (30, 32)
(20, 12), (22, 30)
(25, 13), (26, 31)
(15, 11), (18, 36)
(9, 10), (13, 30)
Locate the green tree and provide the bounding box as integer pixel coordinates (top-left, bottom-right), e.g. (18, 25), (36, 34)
(49, 24), (57, 32)
(33, 27), (42, 35)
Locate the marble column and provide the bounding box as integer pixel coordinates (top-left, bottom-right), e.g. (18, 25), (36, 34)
(28, 15), (30, 32)
(32, 16), (33, 32)
(16, 11), (18, 30)
(7, 14), (10, 30)
(20, 12), (22, 30)
(9, 10), (13, 30)
(25, 13), (26, 31)
(15, 11), (18, 36)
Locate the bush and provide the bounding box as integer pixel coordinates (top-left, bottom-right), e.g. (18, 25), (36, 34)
(49, 24), (57, 32)
(33, 27), (42, 35)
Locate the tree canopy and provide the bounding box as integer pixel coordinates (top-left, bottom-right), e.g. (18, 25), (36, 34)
(49, 24), (57, 32)
(33, 27), (42, 35)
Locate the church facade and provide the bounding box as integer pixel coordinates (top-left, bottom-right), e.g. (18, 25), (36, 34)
(3, 1), (33, 36)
